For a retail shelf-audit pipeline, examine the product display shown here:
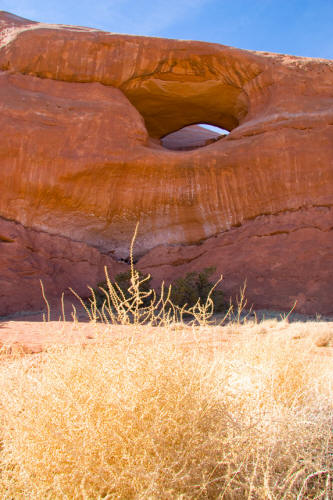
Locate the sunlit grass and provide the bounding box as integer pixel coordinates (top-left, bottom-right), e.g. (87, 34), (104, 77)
(0, 321), (332, 499)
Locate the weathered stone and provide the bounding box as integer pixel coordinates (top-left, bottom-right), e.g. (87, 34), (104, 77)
(0, 216), (126, 316)
(138, 207), (333, 314)
(0, 11), (332, 315)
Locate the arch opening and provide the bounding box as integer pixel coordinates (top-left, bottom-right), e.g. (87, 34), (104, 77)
(161, 123), (229, 152)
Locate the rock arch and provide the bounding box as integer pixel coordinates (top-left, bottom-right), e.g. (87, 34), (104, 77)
(0, 11), (333, 315)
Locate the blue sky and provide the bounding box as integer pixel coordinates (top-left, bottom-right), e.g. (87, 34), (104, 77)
(1, 0), (333, 59)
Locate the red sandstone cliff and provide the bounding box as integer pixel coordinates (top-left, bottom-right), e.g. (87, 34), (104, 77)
(0, 11), (332, 315)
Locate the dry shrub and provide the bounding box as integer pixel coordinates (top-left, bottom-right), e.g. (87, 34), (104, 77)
(312, 326), (333, 347)
(283, 321), (333, 347)
(315, 332), (332, 347)
(72, 224), (228, 328)
(0, 329), (332, 499)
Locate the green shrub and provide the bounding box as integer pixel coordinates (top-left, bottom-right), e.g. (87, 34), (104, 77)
(169, 266), (226, 312)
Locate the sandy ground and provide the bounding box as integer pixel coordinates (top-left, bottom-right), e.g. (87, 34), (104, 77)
(0, 308), (332, 360)
(0, 291), (332, 356)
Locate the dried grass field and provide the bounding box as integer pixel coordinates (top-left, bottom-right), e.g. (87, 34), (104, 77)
(0, 315), (332, 499)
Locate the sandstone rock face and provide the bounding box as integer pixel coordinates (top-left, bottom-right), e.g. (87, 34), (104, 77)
(0, 217), (126, 316)
(138, 207), (333, 315)
(0, 11), (332, 315)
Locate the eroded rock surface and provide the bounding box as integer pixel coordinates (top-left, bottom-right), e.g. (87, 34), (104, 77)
(0, 11), (332, 315)
(0, 216), (126, 316)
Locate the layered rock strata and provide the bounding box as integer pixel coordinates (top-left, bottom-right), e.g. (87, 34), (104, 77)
(0, 11), (332, 315)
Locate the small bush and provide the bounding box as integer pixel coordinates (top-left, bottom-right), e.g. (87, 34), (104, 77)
(80, 225), (226, 325)
(85, 266), (226, 326)
(169, 266), (226, 312)
(93, 270), (152, 309)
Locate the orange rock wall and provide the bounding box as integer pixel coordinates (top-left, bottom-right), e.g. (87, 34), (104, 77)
(0, 11), (333, 315)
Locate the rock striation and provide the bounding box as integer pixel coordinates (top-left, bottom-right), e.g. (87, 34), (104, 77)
(0, 10), (333, 316)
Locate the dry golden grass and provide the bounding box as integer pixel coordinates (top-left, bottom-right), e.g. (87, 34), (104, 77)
(0, 322), (332, 499)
